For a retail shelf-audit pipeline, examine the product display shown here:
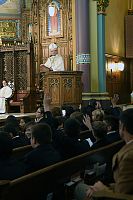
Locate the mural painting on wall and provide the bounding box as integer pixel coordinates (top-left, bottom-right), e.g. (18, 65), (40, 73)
(0, 0), (21, 16)
(0, 0), (21, 40)
(0, 20), (21, 39)
(46, 0), (63, 37)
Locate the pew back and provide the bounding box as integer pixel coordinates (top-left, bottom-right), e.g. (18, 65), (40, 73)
(0, 140), (125, 200)
(12, 145), (32, 160)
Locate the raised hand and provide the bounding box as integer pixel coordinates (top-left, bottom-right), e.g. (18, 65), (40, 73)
(111, 94), (119, 107)
(43, 93), (52, 111)
(83, 114), (93, 131)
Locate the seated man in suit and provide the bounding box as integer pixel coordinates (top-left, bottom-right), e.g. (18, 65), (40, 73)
(24, 123), (61, 173)
(40, 43), (64, 72)
(75, 108), (133, 199)
(0, 79), (12, 113)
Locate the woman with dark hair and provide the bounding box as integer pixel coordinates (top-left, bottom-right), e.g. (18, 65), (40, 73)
(19, 116), (32, 133)
(5, 115), (20, 133)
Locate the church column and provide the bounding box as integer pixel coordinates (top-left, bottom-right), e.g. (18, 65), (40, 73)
(97, 0), (109, 92)
(75, 0), (91, 93)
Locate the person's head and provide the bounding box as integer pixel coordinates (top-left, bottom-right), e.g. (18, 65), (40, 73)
(92, 121), (107, 141)
(5, 115), (19, 126)
(30, 123), (52, 148)
(70, 111), (84, 125)
(24, 121), (36, 139)
(119, 109), (133, 143)
(4, 123), (18, 138)
(0, 131), (13, 159)
(2, 79), (8, 87)
(5, 115), (20, 132)
(70, 111), (88, 131)
(35, 107), (45, 119)
(92, 109), (104, 121)
(53, 116), (64, 129)
(80, 105), (93, 117)
(64, 118), (80, 138)
(19, 116), (32, 130)
(51, 106), (62, 117)
(62, 105), (74, 118)
(49, 43), (58, 56)
(103, 115), (119, 132)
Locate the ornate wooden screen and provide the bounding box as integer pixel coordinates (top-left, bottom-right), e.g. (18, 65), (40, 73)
(0, 43), (35, 91)
(14, 50), (28, 90)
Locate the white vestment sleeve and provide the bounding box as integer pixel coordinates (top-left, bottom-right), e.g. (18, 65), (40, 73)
(44, 58), (52, 69)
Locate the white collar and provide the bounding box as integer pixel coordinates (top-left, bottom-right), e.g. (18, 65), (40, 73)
(107, 130), (116, 135)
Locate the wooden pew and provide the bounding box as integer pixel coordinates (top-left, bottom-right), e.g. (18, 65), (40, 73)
(0, 140), (127, 200)
(12, 145), (32, 160)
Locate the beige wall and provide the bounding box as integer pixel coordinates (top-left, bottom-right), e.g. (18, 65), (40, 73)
(105, 0), (128, 57)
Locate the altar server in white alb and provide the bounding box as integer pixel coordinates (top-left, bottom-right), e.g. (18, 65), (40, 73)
(0, 79), (12, 113)
(40, 43), (64, 72)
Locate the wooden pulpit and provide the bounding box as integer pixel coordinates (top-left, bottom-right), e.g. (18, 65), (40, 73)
(42, 71), (83, 107)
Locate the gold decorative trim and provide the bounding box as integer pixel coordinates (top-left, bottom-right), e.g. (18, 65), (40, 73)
(82, 92), (110, 100)
(94, 0), (110, 14)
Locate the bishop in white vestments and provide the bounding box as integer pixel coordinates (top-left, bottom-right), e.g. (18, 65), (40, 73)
(40, 43), (64, 72)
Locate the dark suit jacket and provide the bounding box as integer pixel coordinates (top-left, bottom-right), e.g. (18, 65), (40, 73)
(24, 144), (61, 173)
(56, 136), (90, 160)
(112, 142), (133, 194)
(0, 158), (25, 180)
(12, 135), (30, 148)
(105, 131), (121, 143)
(91, 137), (109, 150)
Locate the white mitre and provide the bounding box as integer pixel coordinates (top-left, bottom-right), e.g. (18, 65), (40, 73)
(49, 43), (58, 50)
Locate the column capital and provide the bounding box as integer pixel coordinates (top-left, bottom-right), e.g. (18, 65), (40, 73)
(94, 0), (110, 14)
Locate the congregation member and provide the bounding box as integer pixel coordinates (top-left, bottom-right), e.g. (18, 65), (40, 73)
(4, 123), (29, 148)
(19, 116), (32, 133)
(75, 108), (133, 199)
(91, 121), (108, 149)
(35, 93), (54, 130)
(0, 131), (25, 180)
(55, 118), (90, 160)
(103, 115), (121, 143)
(24, 123), (61, 173)
(70, 111), (90, 131)
(24, 121), (36, 142)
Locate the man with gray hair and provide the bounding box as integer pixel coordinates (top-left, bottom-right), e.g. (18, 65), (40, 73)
(40, 43), (64, 72)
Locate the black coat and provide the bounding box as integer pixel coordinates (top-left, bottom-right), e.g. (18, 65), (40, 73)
(105, 131), (121, 143)
(24, 144), (61, 173)
(0, 158), (25, 180)
(56, 136), (90, 160)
